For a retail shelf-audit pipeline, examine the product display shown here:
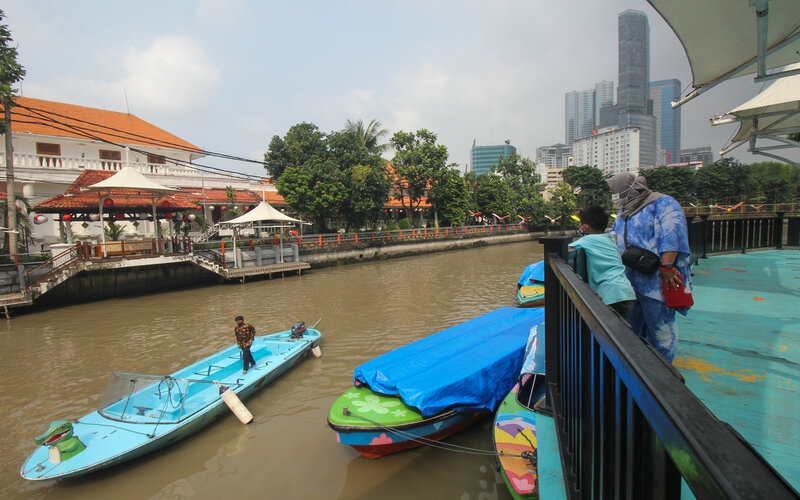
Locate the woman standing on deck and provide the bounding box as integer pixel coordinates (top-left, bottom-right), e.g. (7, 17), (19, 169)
(607, 172), (692, 363)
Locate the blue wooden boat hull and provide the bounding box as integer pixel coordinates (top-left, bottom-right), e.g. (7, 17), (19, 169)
(20, 328), (321, 481)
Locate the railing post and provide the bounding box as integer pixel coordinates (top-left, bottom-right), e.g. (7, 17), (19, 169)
(775, 212), (784, 249)
(538, 235), (572, 412)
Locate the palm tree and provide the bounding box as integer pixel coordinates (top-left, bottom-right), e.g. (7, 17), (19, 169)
(344, 119), (390, 155)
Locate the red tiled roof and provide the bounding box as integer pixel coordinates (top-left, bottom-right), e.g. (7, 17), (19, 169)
(33, 170), (274, 215)
(3, 97), (201, 152)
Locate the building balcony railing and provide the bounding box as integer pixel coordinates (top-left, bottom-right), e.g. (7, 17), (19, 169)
(0, 152), (229, 178)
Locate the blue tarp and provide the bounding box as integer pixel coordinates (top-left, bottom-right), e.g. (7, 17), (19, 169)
(353, 307), (546, 417)
(517, 260), (545, 287)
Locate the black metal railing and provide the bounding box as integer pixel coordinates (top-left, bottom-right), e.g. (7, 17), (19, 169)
(687, 213), (798, 264)
(538, 236), (797, 499)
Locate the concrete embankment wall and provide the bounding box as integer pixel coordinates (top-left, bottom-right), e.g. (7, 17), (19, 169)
(32, 262), (224, 308)
(27, 231), (553, 310)
(300, 231), (539, 268)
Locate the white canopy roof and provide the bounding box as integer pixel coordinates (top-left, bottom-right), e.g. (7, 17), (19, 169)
(220, 201), (304, 226)
(86, 166), (178, 193)
(648, 0), (800, 106)
(711, 63), (800, 166)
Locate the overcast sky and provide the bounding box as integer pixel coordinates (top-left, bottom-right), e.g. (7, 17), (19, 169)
(3, 0), (786, 177)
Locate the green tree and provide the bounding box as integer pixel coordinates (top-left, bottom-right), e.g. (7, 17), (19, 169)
(426, 167), (471, 227)
(694, 158), (751, 205)
(1, 9), (26, 260)
(492, 153), (543, 223)
(344, 119), (390, 155)
(345, 163), (390, 230)
(272, 124), (390, 232)
(390, 129), (449, 225)
(747, 162), (800, 204)
(561, 165), (609, 209)
(640, 165), (696, 205)
(264, 122), (326, 180)
(474, 173), (515, 223)
(544, 182), (578, 231)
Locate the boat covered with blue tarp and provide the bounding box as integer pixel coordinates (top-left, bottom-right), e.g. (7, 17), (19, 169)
(352, 307), (545, 417)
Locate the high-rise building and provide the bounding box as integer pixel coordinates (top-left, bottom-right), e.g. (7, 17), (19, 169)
(565, 89), (594, 145)
(594, 81), (614, 126)
(618, 10), (650, 115)
(571, 127), (640, 176)
(650, 79), (682, 165)
(565, 81), (616, 145)
(535, 143), (572, 171)
(680, 146), (714, 167)
(617, 10), (657, 168)
(470, 141), (516, 176)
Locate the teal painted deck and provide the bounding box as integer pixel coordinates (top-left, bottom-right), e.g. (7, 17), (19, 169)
(675, 249), (800, 492)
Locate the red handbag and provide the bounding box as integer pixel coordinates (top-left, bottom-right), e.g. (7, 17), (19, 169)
(663, 275), (694, 308)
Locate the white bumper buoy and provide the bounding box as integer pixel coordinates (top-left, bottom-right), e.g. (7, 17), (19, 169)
(219, 385), (253, 424)
(311, 344), (322, 358)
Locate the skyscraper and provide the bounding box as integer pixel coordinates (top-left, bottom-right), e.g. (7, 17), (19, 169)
(617, 10), (657, 167)
(650, 79), (682, 164)
(470, 141), (516, 176)
(565, 81), (615, 145)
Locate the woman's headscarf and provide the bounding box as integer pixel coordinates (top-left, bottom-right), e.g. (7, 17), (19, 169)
(606, 172), (663, 218)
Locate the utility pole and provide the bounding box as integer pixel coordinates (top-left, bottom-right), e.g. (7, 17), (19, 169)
(4, 105), (17, 264)
(1, 9), (26, 266)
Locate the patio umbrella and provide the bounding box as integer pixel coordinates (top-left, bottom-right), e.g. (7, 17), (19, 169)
(85, 165), (178, 256)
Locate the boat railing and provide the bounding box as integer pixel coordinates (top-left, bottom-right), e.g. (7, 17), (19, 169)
(537, 236), (797, 499)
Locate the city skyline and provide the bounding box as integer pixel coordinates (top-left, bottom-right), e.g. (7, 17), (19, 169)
(4, 1), (789, 178)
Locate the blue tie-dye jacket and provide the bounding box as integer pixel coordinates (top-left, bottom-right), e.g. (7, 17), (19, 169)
(610, 195), (692, 310)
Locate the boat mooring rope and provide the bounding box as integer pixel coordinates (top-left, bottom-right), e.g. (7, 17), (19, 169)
(342, 407), (531, 458)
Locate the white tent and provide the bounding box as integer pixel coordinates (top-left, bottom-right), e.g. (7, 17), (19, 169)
(711, 63), (800, 166)
(220, 201), (304, 226)
(648, 0), (800, 107)
(85, 166), (178, 193)
(219, 201), (307, 268)
(86, 166), (178, 255)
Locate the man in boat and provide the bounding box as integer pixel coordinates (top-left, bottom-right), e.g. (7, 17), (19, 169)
(234, 315), (257, 374)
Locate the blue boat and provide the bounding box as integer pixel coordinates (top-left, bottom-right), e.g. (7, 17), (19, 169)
(328, 307), (545, 458)
(517, 261), (545, 307)
(20, 323), (321, 481)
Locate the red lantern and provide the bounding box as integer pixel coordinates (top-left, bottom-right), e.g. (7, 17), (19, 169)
(114, 213), (125, 220)
(62, 213), (73, 222)
(161, 200), (171, 208)
(244, 205), (250, 211)
(221, 205), (227, 211)
(33, 214), (48, 225)
(183, 215), (190, 222)
(103, 198), (114, 207)
(291, 229), (298, 236)
(165, 213), (174, 219)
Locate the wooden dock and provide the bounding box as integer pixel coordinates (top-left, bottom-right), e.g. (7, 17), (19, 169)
(221, 261), (310, 282)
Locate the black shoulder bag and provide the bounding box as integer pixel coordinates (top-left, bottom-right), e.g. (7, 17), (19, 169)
(621, 218), (661, 274)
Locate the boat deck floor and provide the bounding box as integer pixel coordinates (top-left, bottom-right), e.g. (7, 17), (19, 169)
(674, 249), (799, 492)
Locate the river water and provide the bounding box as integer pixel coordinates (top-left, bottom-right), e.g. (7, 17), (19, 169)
(0, 240), (545, 500)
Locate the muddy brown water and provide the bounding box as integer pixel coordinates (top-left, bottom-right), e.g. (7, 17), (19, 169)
(0, 241), (545, 499)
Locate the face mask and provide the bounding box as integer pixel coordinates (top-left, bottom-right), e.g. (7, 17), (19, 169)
(611, 193), (621, 206)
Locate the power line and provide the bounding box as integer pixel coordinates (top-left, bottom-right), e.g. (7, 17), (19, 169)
(13, 102), (268, 178)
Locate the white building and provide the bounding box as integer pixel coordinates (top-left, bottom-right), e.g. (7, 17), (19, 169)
(1, 97), (266, 248)
(571, 127), (640, 176)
